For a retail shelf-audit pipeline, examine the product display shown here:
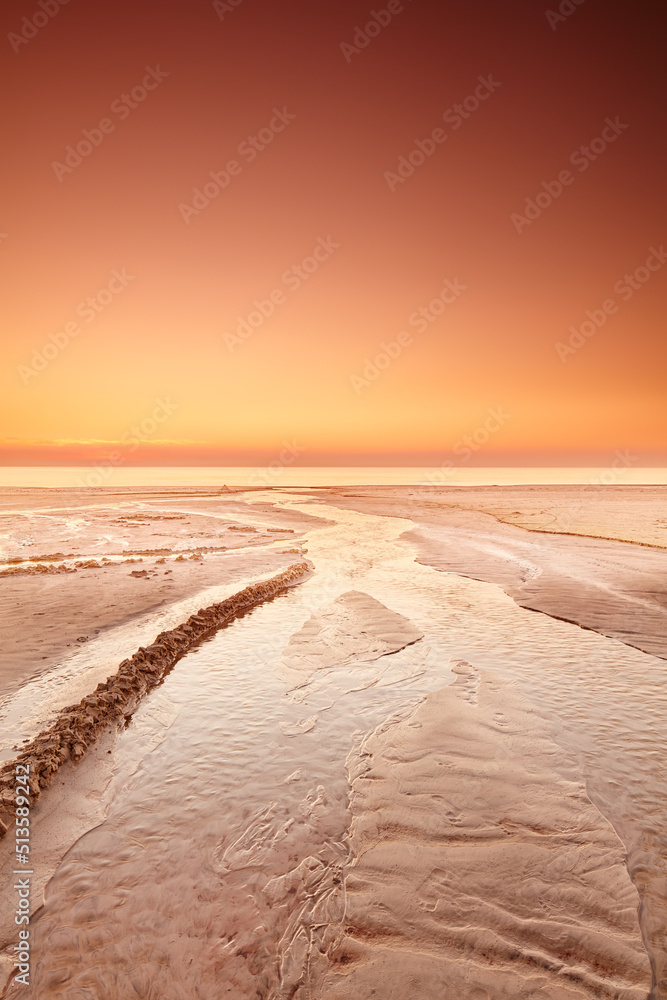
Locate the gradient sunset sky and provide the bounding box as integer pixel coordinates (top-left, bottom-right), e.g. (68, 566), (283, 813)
(2, 0), (665, 466)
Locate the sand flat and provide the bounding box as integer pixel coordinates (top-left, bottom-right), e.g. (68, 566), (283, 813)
(321, 663), (651, 999)
(0, 486), (662, 998)
(280, 590), (424, 677)
(0, 487), (321, 703)
(318, 486), (667, 659)
(317, 485), (667, 548)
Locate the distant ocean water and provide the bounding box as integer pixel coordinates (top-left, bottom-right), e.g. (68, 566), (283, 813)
(0, 467), (666, 488)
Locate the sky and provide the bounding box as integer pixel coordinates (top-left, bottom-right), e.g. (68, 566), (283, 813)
(1, 0), (665, 467)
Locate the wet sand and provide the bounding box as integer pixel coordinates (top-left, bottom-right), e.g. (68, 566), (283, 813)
(316, 486), (667, 659)
(0, 485), (665, 999)
(0, 488), (319, 701)
(322, 663), (651, 999)
(0, 561), (309, 835)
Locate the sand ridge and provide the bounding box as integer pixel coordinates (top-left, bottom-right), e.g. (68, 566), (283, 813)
(0, 562), (309, 836)
(0, 487), (323, 701)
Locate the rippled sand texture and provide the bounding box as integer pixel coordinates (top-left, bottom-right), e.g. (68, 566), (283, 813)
(280, 590), (424, 679)
(0, 488), (665, 999)
(0, 562), (309, 831)
(321, 663), (651, 1000)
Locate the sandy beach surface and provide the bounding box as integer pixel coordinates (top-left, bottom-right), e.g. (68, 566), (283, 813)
(315, 485), (667, 659)
(0, 485), (665, 999)
(0, 488), (320, 707)
(321, 663), (650, 999)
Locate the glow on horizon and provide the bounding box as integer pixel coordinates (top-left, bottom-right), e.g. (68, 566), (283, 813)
(2, 3), (664, 467)
(1, 467), (666, 489)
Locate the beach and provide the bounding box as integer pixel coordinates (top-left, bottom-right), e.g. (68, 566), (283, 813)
(0, 484), (665, 998)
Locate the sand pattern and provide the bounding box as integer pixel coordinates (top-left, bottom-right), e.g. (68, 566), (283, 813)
(0, 491), (661, 998)
(0, 561), (309, 834)
(280, 590), (424, 680)
(318, 663), (651, 999)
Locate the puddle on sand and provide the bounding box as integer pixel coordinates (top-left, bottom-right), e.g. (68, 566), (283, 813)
(5, 498), (666, 999)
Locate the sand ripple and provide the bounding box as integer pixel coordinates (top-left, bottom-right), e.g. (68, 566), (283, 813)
(318, 663), (651, 999)
(279, 590), (423, 682)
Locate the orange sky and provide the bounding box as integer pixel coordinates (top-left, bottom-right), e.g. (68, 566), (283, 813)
(1, 0), (665, 466)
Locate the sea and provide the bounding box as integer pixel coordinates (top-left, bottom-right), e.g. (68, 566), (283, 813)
(0, 466), (666, 487)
